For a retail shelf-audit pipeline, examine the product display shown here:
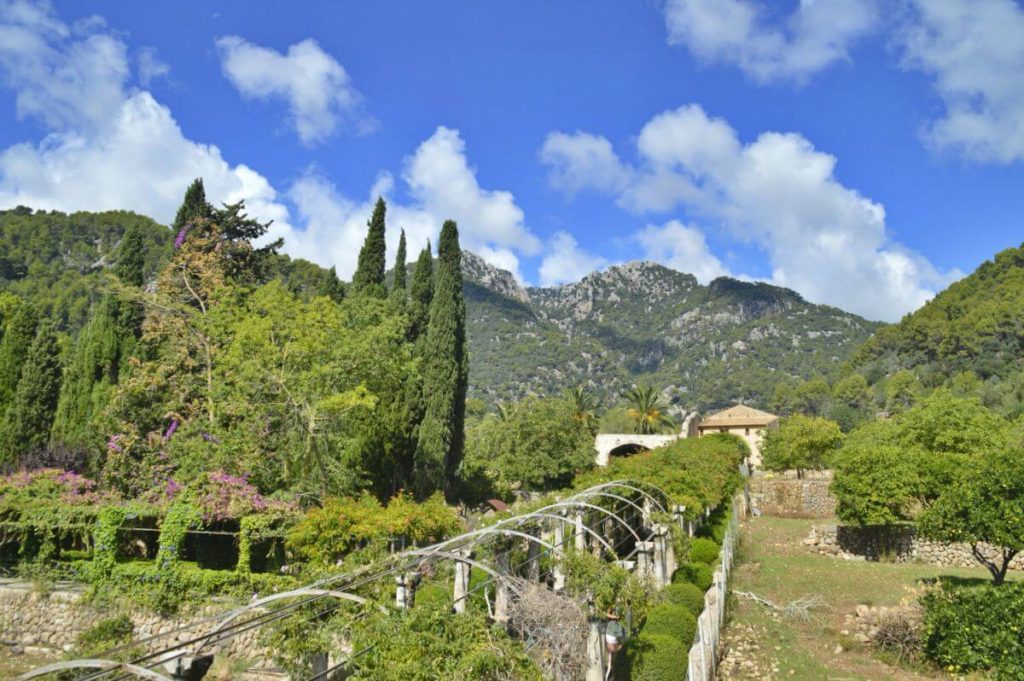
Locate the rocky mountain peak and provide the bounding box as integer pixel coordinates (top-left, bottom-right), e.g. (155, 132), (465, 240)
(460, 251), (530, 304)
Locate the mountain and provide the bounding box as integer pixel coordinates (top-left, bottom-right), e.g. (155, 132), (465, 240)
(462, 255), (879, 410)
(846, 241), (1024, 386)
(1, 206), (880, 412)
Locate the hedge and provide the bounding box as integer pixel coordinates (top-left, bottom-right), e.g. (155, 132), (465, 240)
(672, 562), (712, 592)
(662, 582), (705, 616)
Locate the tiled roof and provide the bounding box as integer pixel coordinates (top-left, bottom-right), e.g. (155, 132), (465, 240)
(699, 405), (779, 428)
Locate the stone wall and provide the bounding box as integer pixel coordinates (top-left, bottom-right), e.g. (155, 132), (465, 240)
(748, 470), (836, 518)
(0, 578), (271, 666)
(804, 524), (1024, 571)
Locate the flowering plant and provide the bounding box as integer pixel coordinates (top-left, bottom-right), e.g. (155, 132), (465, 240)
(179, 470), (295, 523)
(0, 468), (113, 510)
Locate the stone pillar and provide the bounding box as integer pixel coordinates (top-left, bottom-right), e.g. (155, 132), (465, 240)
(585, 618), (606, 681)
(635, 540), (656, 582)
(526, 532), (542, 582)
(672, 504), (687, 535)
(651, 524), (669, 587)
(494, 552), (510, 626)
(642, 497), (653, 530)
(574, 509), (586, 551)
(395, 572), (418, 609)
(453, 549), (473, 614)
(553, 520), (566, 591)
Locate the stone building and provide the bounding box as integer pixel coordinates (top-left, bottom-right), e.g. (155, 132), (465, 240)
(697, 405), (779, 468)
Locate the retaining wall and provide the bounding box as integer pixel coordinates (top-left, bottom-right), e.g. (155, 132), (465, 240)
(748, 470), (836, 518)
(804, 524), (1024, 571)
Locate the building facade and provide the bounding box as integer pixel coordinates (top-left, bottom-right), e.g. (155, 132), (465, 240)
(697, 405), (779, 468)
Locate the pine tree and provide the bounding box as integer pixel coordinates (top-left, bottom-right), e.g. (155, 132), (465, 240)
(351, 197), (388, 298)
(114, 222), (145, 287)
(0, 320), (62, 466)
(0, 302), (38, 414)
(390, 229), (408, 300)
(414, 221), (468, 500)
(173, 178), (210, 233)
(318, 266), (346, 302)
(408, 242), (434, 343)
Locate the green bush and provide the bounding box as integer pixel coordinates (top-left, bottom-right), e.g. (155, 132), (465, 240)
(76, 614), (134, 655)
(921, 583), (1024, 680)
(662, 582), (705, 616)
(672, 563), (712, 591)
(642, 604), (697, 644)
(628, 633), (689, 681)
(688, 538), (720, 564)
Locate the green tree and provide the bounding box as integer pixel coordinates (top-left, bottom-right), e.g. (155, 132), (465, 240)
(415, 220), (467, 500)
(833, 374), (870, 408)
(465, 396), (595, 491)
(390, 228), (407, 300)
(624, 385), (676, 434)
(885, 370), (920, 413)
(0, 301), (38, 413)
(918, 448), (1024, 584)
(795, 376), (832, 415)
(317, 266), (346, 302)
(761, 415), (843, 477)
(408, 242), (433, 343)
(352, 197), (388, 298)
(172, 178), (211, 233)
(831, 445), (923, 526)
(0, 320), (62, 466)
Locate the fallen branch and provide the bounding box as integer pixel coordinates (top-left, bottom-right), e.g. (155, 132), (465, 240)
(734, 591), (829, 621)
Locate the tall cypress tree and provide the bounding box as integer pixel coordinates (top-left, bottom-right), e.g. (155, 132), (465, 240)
(390, 228), (408, 299)
(408, 242), (434, 343)
(351, 197), (388, 298)
(173, 178), (210, 233)
(0, 302), (38, 414)
(414, 221), (468, 500)
(0, 320), (62, 466)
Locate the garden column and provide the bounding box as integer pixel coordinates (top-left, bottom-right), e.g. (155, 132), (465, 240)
(452, 549), (473, 614)
(574, 509), (586, 551)
(552, 520), (566, 591)
(585, 617), (606, 681)
(635, 540), (656, 582)
(494, 552), (511, 627)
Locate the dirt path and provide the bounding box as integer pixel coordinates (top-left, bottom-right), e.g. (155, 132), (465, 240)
(716, 517), (1005, 680)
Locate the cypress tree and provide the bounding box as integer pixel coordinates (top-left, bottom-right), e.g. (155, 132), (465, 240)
(351, 197), (387, 298)
(391, 229), (408, 299)
(0, 302), (38, 414)
(173, 178), (210, 233)
(0, 320), (62, 466)
(414, 221), (468, 500)
(408, 242), (434, 343)
(318, 266), (346, 302)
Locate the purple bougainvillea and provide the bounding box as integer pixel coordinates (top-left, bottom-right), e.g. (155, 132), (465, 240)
(163, 419), (178, 441)
(173, 226), (188, 249)
(107, 434), (123, 452)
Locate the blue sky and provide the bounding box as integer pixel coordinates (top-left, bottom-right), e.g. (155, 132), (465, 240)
(0, 0), (1022, 321)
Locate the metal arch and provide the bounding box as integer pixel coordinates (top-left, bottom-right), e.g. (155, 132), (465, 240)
(423, 526), (557, 556)
(573, 490), (647, 516)
(17, 659), (173, 681)
(503, 511), (617, 556)
(542, 500), (642, 545)
(404, 549), (526, 595)
(195, 588), (384, 654)
(586, 480), (671, 513)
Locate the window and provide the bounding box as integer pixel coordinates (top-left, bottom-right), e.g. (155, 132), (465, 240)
(745, 428), (750, 435)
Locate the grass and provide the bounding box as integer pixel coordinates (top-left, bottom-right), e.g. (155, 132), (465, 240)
(719, 516), (1015, 680)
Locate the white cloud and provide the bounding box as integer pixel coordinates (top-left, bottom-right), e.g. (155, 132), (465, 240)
(662, 0), (878, 84)
(538, 131), (631, 196)
(898, 0), (1024, 164)
(538, 231), (608, 286)
(635, 220), (729, 284)
(216, 35), (376, 145)
(540, 104), (959, 321)
(136, 46), (169, 87)
(0, 1), (293, 232)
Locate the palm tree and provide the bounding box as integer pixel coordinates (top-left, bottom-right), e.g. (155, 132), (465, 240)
(624, 385), (676, 434)
(564, 386), (599, 424)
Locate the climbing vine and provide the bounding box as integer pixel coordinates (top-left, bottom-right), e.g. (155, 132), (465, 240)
(92, 505), (127, 579)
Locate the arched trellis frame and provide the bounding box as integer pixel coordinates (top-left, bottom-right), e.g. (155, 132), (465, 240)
(17, 659), (173, 681)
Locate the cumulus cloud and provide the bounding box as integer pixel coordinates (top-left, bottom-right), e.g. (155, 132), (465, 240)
(538, 131), (631, 196)
(0, 0), (293, 231)
(216, 35), (377, 145)
(898, 0), (1024, 164)
(135, 47), (169, 87)
(662, 0), (878, 83)
(635, 220), (729, 284)
(540, 104), (959, 321)
(538, 231), (609, 286)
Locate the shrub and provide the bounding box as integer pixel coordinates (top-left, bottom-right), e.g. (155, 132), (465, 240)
(642, 604), (697, 644)
(921, 583), (1024, 680)
(662, 582), (705, 616)
(628, 633), (689, 681)
(688, 538), (719, 565)
(76, 614), (134, 656)
(672, 563), (712, 591)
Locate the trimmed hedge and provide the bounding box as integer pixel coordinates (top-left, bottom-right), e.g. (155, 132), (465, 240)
(688, 537), (720, 565)
(921, 583), (1024, 680)
(628, 633), (688, 681)
(643, 604), (697, 644)
(672, 562), (712, 592)
(662, 582), (705, 616)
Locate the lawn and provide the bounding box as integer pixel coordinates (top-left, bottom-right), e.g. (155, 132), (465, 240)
(718, 516), (1013, 680)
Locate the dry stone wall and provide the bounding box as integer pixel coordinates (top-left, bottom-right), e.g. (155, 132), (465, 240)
(804, 524), (1024, 571)
(0, 578), (271, 664)
(748, 470), (836, 518)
